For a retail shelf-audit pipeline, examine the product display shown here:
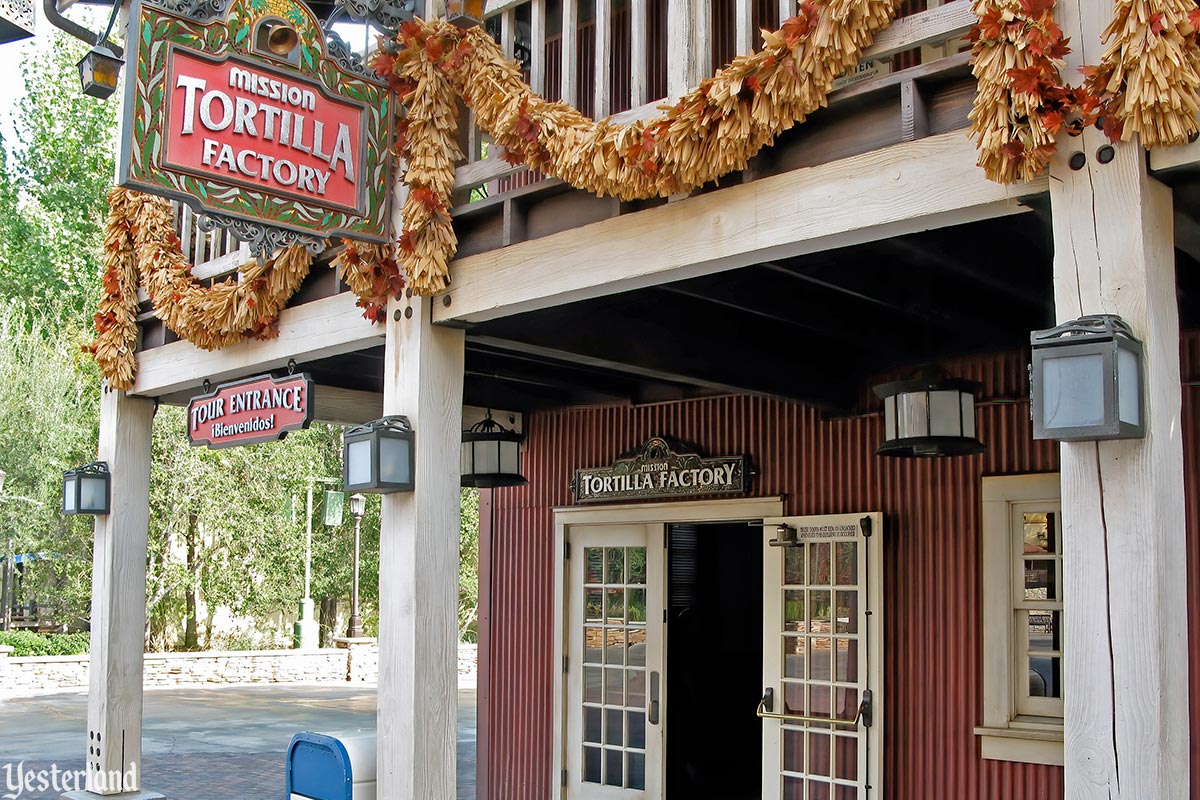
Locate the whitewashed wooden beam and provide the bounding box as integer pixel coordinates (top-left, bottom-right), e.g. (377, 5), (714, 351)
(778, 0), (792, 23)
(78, 391), (159, 797)
(693, 0), (712, 81)
(630, 0), (647, 106)
(1149, 133), (1200, 174)
(595, 0), (612, 117)
(131, 292), (384, 397)
(736, 0), (753, 54)
(860, 1), (975, 60)
(434, 131), (1047, 324)
(376, 296), (466, 800)
(484, 0), (524, 15)
(530, 0), (546, 93)
(1052, 0), (1190, 791)
(562, 0), (579, 105)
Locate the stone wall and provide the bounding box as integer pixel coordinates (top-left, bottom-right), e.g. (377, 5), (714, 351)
(0, 643), (479, 697)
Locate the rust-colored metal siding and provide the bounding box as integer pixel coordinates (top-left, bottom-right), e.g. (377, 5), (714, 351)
(1182, 331), (1200, 799)
(484, 348), (1073, 798)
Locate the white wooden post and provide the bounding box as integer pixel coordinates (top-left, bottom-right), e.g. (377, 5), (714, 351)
(531, 0), (546, 93)
(630, 0), (647, 104)
(594, 0), (612, 117)
(735, 0), (753, 54)
(65, 390), (160, 799)
(375, 296), (466, 799)
(562, 0), (579, 105)
(667, 0), (698, 97)
(1052, 0), (1190, 795)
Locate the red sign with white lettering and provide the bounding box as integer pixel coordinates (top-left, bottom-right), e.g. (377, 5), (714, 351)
(164, 49), (363, 213)
(188, 373), (314, 449)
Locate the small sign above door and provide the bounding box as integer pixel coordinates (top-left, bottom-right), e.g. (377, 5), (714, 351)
(570, 437), (753, 504)
(188, 372), (313, 448)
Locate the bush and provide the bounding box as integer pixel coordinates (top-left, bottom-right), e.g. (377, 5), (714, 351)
(0, 630), (91, 657)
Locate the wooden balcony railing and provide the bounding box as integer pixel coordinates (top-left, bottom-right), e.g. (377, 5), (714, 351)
(459, 0), (976, 202)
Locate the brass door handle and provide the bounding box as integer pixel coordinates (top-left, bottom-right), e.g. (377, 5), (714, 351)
(756, 687), (870, 729)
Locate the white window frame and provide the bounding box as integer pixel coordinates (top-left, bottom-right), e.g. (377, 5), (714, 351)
(976, 473), (1064, 767)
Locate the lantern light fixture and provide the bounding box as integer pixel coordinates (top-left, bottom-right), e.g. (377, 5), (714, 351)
(461, 410), (527, 489)
(62, 461), (112, 516)
(873, 367), (986, 458)
(342, 416), (416, 494)
(78, 45), (123, 99)
(446, 0), (483, 27)
(1030, 314), (1144, 441)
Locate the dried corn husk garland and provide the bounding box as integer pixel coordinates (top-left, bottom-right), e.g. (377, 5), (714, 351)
(92, 188), (401, 390)
(374, 1), (901, 294)
(333, 240), (406, 322)
(1082, 0), (1200, 146)
(967, 0), (1078, 182)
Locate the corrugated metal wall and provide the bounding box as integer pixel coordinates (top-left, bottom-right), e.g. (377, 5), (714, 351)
(484, 348), (1077, 798)
(1182, 332), (1200, 800)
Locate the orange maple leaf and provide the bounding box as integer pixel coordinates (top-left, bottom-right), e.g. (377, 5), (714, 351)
(1007, 66), (1045, 95)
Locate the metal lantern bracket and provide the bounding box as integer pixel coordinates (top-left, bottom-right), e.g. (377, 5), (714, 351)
(45, 0), (123, 56)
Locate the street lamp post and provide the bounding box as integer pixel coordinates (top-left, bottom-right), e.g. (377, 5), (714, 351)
(294, 476), (338, 650)
(347, 493), (366, 638)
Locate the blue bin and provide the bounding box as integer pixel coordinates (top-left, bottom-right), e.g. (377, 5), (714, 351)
(286, 732), (377, 800)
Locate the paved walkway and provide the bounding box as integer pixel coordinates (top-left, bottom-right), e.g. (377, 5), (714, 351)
(0, 685), (476, 799)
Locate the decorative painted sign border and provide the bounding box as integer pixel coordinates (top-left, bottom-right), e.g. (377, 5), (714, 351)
(118, 0), (393, 256)
(570, 437), (753, 504)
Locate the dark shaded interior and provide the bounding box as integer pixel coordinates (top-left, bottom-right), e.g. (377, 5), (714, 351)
(667, 522), (763, 799)
(297, 207), (1058, 413)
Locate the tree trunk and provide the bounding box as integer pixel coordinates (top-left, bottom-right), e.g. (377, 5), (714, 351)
(183, 511), (199, 650)
(319, 595), (338, 647)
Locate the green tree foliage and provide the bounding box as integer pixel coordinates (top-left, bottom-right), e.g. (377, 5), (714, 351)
(0, 32), (116, 328)
(0, 29), (483, 650)
(0, 308), (100, 623)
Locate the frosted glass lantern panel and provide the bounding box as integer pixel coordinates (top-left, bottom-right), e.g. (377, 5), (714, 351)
(380, 436), (412, 484)
(884, 396), (896, 441)
(460, 442), (471, 475)
(961, 393), (976, 438)
(929, 391), (964, 437)
(62, 475), (77, 513)
(500, 440), (520, 474)
(473, 441), (499, 474)
(1042, 353), (1105, 429)
(1118, 347), (1141, 426)
(80, 476), (107, 512)
(347, 439), (373, 486)
(897, 392), (929, 438)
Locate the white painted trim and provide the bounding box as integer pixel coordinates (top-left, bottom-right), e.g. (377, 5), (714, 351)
(978, 473), (1065, 766)
(762, 512), (884, 799)
(550, 496), (784, 799)
(976, 728), (1064, 767)
(552, 496), (786, 523)
(132, 292), (384, 397)
(434, 132), (1049, 325)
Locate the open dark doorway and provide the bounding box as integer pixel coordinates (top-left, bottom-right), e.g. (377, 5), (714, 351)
(667, 521), (764, 798)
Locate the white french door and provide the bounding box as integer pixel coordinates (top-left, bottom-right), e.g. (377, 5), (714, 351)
(565, 524), (665, 798)
(761, 513), (883, 800)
